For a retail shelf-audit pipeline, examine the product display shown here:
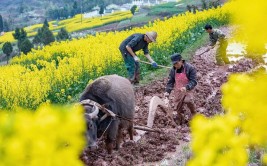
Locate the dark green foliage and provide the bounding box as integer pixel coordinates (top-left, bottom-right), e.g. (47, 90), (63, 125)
(99, 5), (105, 15)
(202, 0), (221, 10)
(71, 1), (79, 17)
(209, 0), (220, 9)
(12, 27), (29, 53)
(33, 19), (56, 46)
(130, 5), (137, 15)
(56, 28), (71, 41)
(33, 28), (43, 45)
(20, 28), (27, 41)
(2, 42), (13, 63)
(187, 5), (192, 12)
(12, 28), (27, 41)
(3, 20), (10, 32)
(43, 18), (49, 28)
(12, 28), (21, 40)
(0, 15), (3, 32)
(20, 38), (33, 54)
(42, 26), (55, 45)
(201, 0), (208, 10)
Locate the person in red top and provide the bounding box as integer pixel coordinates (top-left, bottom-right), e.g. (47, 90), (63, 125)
(164, 53), (197, 121)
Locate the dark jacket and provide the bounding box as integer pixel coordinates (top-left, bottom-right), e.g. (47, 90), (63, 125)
(119, 33), (149, 55)
(165, 62), (197, 93)
(209, 29), (226, 46)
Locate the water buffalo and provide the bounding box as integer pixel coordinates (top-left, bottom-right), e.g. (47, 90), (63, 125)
(80, 75), (135, 153)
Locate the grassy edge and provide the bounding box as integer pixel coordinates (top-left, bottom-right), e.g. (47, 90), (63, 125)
(182, 32), (209, 61)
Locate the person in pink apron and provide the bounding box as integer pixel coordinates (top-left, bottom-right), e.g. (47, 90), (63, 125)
(164, 53), (197, 122)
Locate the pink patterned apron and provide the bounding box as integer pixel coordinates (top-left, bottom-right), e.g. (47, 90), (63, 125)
(174, 67), (189, 112)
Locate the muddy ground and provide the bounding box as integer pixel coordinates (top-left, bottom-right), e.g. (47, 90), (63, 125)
(81, 27), (257, 166)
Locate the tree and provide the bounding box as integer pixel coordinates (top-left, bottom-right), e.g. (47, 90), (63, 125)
(43, 18), (49, 28)
(99, 5), (105, 15)
(209, 0), (220, 8)
(72, 1), (78, 16)
(186, 5), (192, 13)
(73, 1), (78, 10)
(62, 7), (69, 18)
(19, 5), (24, 14)
(201, 0), (208, 10)
(20, 38), (33, 54)
(42, 26), (55, 45)
(130, 5), (137, 15)
(12, 28), (27, 41)
(12, 28), (27, 51)
(192, 5), (198, 14)
(47, 8), (60, 20)
(12, 28), (21, 40)
(12, 28), (22, 50)
(56, 28), (71, 41)
(2, 42), (13, 64)
(3, 20), (10, 32)
(33, 28), (43, 46)
(0, 15), (3, 32)
(20, 28), (27, 41)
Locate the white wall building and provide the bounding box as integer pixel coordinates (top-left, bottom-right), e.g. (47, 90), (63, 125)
(83, 11), (99, 18)
(132, 0), (160, 7)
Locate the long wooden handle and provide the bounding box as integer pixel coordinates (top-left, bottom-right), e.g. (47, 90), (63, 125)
(134, 125), (161, 133)
(197, 50), (208, 56)
(197, 47), (212, 56)
(139, 60), (172, 69)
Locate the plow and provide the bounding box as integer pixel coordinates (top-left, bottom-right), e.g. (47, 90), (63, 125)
(132, 96), (176, 141)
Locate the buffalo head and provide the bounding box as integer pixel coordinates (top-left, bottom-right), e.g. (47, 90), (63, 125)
(84, 105), (99, 150)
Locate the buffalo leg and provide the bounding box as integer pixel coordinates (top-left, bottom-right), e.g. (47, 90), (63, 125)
(106, 137), (114, 154)
(115, 125), (123, 150)
(128, 122), (134, 140)
(106, 119), (119, 154)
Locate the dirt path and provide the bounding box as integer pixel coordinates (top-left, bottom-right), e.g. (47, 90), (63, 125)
(81, 27), (257, 166)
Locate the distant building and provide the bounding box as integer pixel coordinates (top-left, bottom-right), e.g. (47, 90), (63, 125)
(120, 7), (129, 11)
(121, 3), (133, 10)
(106, 4), (120, 11)
(103, 4), (121, 14)
(161, 0), (177, 2)
(83, 11), (99, 18)
(104, 9), (113, 14)
(84, 6), (101, 18)
(25, 11), (44, 20)
(92, 6), (100, 11)
(132, 0), (160, 6)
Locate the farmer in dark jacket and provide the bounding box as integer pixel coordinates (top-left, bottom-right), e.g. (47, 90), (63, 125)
(164, 53), (197, 119)
(119, 31), (158, 84)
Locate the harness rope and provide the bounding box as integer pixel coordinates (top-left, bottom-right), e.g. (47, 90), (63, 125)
(80, 99), (133, 122)
(98, 117), (115, 141)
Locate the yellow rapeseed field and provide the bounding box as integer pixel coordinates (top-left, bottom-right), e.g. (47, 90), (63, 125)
(0, 11), (132, 43)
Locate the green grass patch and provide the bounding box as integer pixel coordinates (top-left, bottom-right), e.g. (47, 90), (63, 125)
(147, 0), (204, 16)
(117, 19), (131, 28)
(131, 14), (153, 24)
(179, 0), (203, 6)
(117, 13), (153, 28)
(151, 2), (179, 9)
(148, 2), (184, 16)
(139, 67), (169, 86)
(182, 32), (209, 60)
